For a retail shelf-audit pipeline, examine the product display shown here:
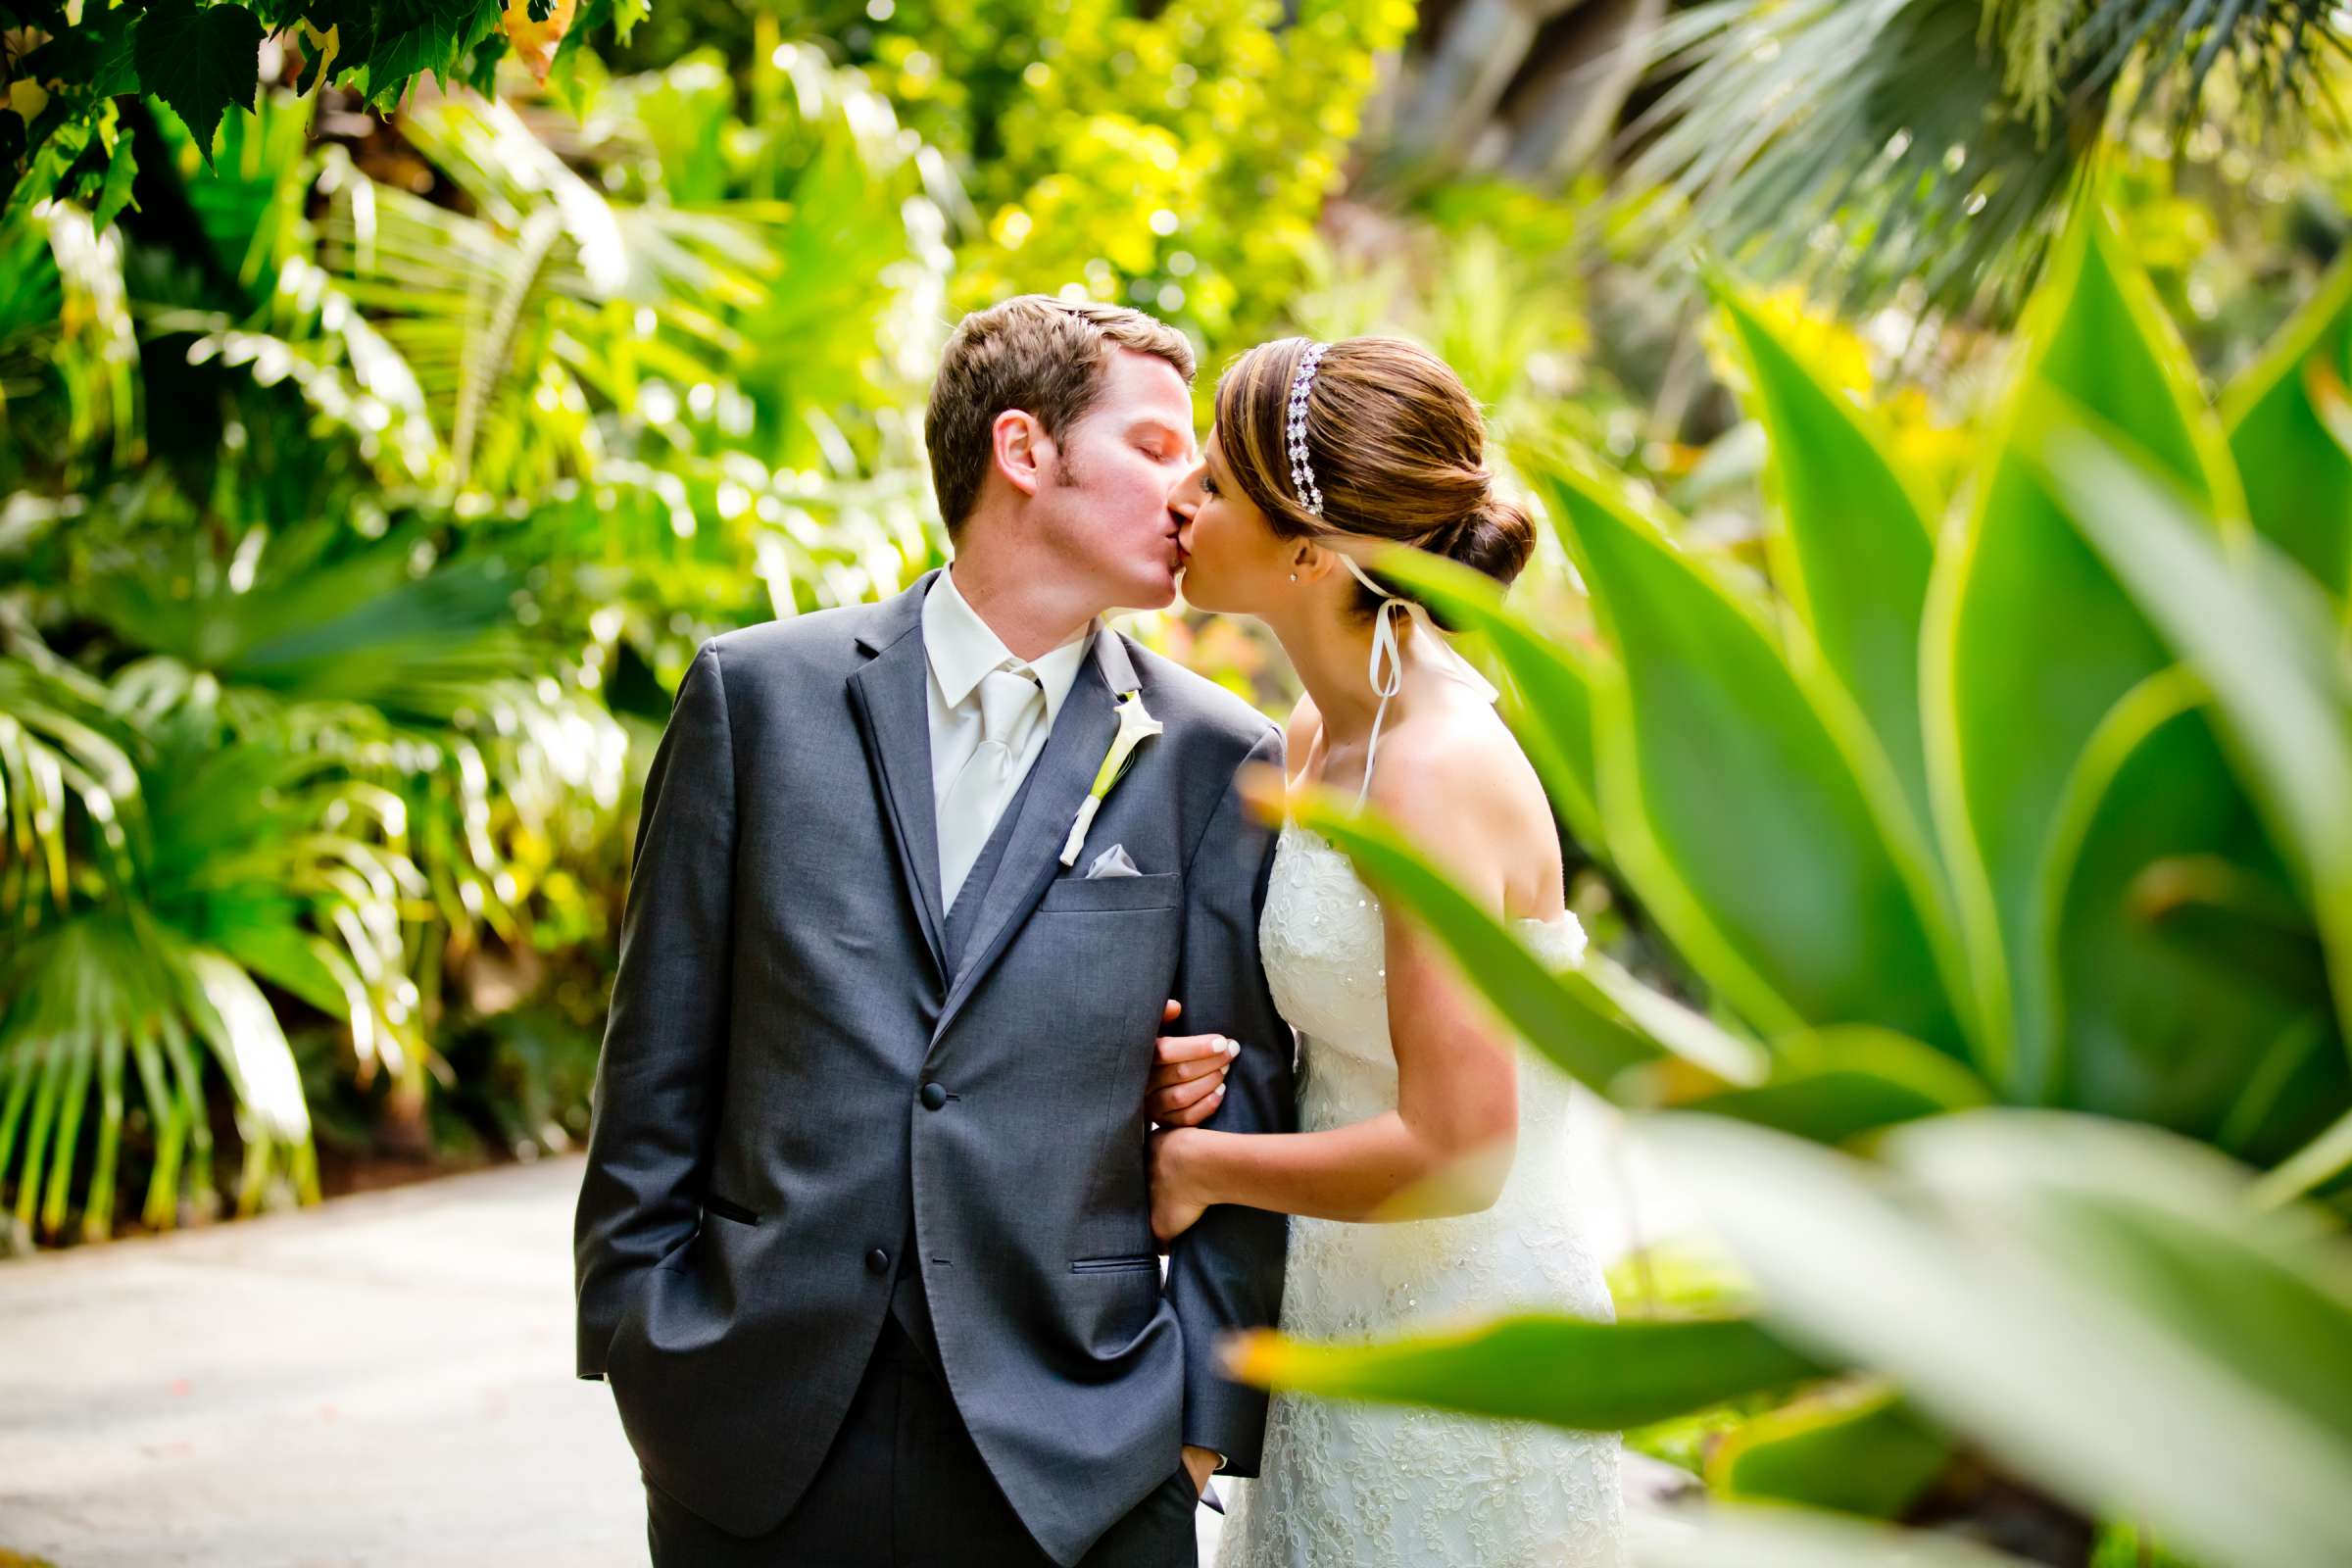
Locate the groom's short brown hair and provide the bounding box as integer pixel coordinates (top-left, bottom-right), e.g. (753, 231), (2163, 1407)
(927, 296), (1196, 538)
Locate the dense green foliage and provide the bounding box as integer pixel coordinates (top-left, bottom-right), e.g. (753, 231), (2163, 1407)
(0, 0), (613, 220)
(0, 42), (960, 1239)
(1242, 198), (2352, 1565)
(0, 0), (1435, 1244)
(8, 3), (2352, 1557)
(1628, 0), (2352, 317)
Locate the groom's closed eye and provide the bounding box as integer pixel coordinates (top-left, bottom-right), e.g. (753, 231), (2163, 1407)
(1127, 417), (1193, 466)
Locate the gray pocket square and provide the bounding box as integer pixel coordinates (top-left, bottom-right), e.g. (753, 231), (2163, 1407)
(1085, 844), (1141, 879)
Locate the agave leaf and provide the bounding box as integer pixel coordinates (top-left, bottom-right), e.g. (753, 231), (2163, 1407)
(1648, 1110), (2352, 1568)
(1283, 787), (1765, 1093)
(2221, 220), (2352, 602)
(1923, 204), (2243, 1097)
(1225, 1310), (1832, 1432)
(1666, 1024), (1994, 1146)
(2035, 415), (2352, 1194)
(1631, 1503), (2038, 1567)
(1707, 1380), (1952, 1518)
(2030, 665), (2344, 1156)
(1711, 283), (1940, 837)
(1289, 789), (2021, 1152)
(1537, 462), (1968, 1054)
(1898, 1111), (2352, 1440)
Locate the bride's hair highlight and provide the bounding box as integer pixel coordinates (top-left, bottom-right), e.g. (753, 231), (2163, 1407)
(1213, 335), (1535, 627)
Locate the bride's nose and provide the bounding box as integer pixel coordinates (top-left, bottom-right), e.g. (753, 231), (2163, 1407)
(1168, 463), (1205, 517)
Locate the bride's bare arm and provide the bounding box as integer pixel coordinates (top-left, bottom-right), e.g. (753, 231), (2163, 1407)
(1150, 713), (1556, 1238)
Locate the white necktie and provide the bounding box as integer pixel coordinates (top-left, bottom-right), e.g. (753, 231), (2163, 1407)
(939, 664), (1044, 909)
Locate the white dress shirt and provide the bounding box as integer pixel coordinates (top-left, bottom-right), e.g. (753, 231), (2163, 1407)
(923, 567), (1096, 908)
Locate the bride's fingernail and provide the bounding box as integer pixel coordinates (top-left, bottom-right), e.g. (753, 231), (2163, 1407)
(1223, 1039), (1240, 1056)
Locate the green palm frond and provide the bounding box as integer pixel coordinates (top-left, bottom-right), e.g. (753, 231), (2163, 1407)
(0, 712), (440, 1244)
(76, 533), (530, 724)
(1620, 0), (2350, 318)
(318, 91), (787, 496)
(0, 204), (140, 487)
(0, 638), (140, 925)
(3, 47), (957, 1246)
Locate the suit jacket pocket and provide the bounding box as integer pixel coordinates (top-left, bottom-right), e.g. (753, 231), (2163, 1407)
(702, 1191), (760, 1226)
(1066, 1253), (1173, 1359)
(1070, 1253), (1162, 1275)
(1040, 871), (1180, 913)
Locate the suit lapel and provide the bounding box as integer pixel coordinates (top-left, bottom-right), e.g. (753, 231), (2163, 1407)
(932, 631), (1143, 1043)
(848, 571), (949, 987)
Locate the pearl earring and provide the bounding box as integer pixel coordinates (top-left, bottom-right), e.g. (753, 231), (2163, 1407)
(1289, 572), (1298, 582)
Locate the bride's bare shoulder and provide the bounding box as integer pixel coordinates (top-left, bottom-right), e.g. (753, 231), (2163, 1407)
(1367, 703), (1552, 855)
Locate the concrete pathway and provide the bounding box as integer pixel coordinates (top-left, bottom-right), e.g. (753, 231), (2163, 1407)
(0, 1155), (1249, 1568)
(2, 1106), (1694, 1567)
(1, 1155), (644, 1568)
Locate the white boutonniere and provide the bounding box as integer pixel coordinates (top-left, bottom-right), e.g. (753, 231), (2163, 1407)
(1058, 690), (1162, 866)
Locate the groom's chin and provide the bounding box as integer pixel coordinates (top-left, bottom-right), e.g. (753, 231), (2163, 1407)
(1115, 565), (1181, 613)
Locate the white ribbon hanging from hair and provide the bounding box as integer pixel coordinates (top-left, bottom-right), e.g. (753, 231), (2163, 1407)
(1334, 554), (1499, 807)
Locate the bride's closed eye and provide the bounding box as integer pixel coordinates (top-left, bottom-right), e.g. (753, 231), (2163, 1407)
(1200, 472), (1220, 498)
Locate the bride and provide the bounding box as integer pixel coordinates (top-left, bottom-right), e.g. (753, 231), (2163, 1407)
(1149, 335), (1624, 1567)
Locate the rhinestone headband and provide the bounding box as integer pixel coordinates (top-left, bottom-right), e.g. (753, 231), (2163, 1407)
(1286, 340), (1329, 516)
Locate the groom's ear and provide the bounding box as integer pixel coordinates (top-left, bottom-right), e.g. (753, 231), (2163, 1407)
(990, 408), (1052, 499)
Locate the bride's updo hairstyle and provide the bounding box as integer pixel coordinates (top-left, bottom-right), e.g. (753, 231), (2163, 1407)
(1214, 335), (1536, 626)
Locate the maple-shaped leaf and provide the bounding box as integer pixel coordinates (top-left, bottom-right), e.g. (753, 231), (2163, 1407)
(359, 0), (493, 107)
(24, 22), (143, 99)
(135, 0), (262, 163)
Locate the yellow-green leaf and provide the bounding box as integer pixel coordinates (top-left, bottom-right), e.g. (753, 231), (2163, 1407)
(1715, 285), (1939, 835)
(2038, 416), (2352, 1194)
(2029, 666), (2343, 1158)
(1225, 1311), (1832, 1432)
(1708, 1381), (1952, 1518)
(2222, 251), (2352, 603)
(1286, 789), (1767, 1093)
(1665, 1025), (1993, 1146)
(1923, 203), (2242, 1095)
(1539, 462), (1967, 1054)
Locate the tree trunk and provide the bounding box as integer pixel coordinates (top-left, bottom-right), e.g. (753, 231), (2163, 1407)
(1393, 0), (1593, 172)
(1497, 0), (1666, 182)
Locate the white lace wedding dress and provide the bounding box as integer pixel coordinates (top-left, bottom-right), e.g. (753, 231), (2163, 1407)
(1212, 820), (1626, 1567)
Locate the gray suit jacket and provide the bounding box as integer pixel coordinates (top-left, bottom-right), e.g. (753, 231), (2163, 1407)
(574, 571), (1295, 1564)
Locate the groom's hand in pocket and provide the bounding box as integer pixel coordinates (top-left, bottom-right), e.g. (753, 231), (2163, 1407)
(1181, 1445), (1221, 1499)
(1149, 999), (1237, 1128)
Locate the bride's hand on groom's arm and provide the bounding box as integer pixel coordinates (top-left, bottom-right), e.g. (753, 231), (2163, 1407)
(1148, 1124), (1214, 1244)
(1149, 998), (1237, 1128)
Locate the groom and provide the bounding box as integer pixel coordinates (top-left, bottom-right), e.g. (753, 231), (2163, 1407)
(574, 296), (1296, 1566)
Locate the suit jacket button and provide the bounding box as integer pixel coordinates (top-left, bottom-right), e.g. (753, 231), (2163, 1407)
(865, 1248), (891, 1275)
(920, 1082), (949, 1110)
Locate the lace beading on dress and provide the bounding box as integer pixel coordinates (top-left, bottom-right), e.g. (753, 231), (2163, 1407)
(1216, 824), (1625, 1568)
